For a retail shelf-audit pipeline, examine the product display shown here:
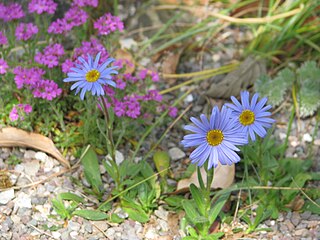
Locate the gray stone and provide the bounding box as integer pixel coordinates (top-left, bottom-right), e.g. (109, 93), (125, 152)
(23, 160), (40, 176)
(0, 189), (15, 205)
(291, 212), (301, 226)
(14, 192), (32, 208)
(35, 152), (49, 162)
(68, 221), (81, 232)
(295, 229), (310, 237)
(168, 147), (186, 161)
(24, 150), (36, 159)
(284, 219), (295, 231)
(301, 211), (311, 220)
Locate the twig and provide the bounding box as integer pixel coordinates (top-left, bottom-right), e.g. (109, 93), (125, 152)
(292, 178), (320, 209)
(91, 222), (110, 239)
(29, 224), (54, 238)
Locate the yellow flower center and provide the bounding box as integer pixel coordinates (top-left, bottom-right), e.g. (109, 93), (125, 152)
(85, 69), (100, 82)
(239, 110), (255, 126)
(206, 130), (224, 146)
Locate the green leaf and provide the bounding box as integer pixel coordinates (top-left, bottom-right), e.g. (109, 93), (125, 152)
(81, 145), (103, 196)
(208, 193), (230, 224)
(282, 172), (312, 201)
(59, 192), (84, 203)
(189, 184), (206, 216)
(164, 195), (184, 208)
(303, 199), (320, 214)
(182, 200), (200, 225)
(110, 213), (125, 223)
(51, 197), (69, 220)
(186, 226), (199, 238)
(123, 207), (149, 223)
(72, 209), (108, 220)
(140, 161), (156, 187)
(153, 151), (170, 178)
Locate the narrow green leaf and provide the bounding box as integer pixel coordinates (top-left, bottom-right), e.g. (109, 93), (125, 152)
(59, 192), (84, 203)
(182, 200), (200, 225)
(73, 209), (108, 220)
(208, 193), (230, 224)
(123, 207), (149, 223)
(81, 145), (103, 196)
(190, 184), (206, 216)
(110, 213), (125, 223)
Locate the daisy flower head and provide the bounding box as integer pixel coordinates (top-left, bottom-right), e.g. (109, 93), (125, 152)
(181, 106), (248, 169)
(226, 91), (275, 142)
(63, 52), (118, 100)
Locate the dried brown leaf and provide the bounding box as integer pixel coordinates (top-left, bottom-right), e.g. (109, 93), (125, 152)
(0, 127), (70, 168)
(176, 163), (234, 192)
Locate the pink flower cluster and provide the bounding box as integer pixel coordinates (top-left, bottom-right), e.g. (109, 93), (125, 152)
(15, 23), (39, 41)
(94, 13), (124, 36)
(28, 0), (57, 15)
(35, 43), (64, 68)
(138, 69), (160, 82)
(9, 104), (33, 122)
(13, 66), (62, 100)
(72, 0), (98, 8)
(62, 38), (109, 73)
(0, 32), (8, 45)
(0, 59), (8, 74)
(48, 7), (88, 34)
(0, 3), (25, 22)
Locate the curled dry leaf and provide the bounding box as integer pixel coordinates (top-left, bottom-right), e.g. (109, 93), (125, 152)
(206, 56), (266, 99)
(114, 49), (135, 74)
(176, 163), (234, 192)
(0, 127), (70, 168)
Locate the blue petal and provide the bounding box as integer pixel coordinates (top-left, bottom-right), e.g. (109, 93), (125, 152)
(184, 125), (206, 134)
(241, 91), (250, 109)
(190, 117), (209, 132)
(93, 52), (101, 69)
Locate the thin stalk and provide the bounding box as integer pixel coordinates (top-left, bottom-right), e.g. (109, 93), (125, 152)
(49, 101), (65, 131)
(99, 97), (120, 189)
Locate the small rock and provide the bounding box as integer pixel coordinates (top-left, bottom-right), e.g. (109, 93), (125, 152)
(68, 221), (81, 231)
(154, 207), (168, 221)
(301, 211), (311, 220)
(23, 160), (40, 176)
(295, 229), (310, 237)
(43, 157), (55, 172)
(270, 220), (276, 226)
(278, 213), (284, 222)
(52, 231), (61, 239)
(70, 231), (78, 239)
(14, 192), (32, 208)
(168, 147), (186, 161)
(35, 152), (49, 162)
(24, 150), (36, 159)
(0, 189), (15, 204)
(291, 212), (301, 226)
(307, 220), (318, 228)
(106, 150), (124, 165)
(184, 94), (193, 103)
(284, 219), (294, 231)
(14, 164), (24, 172)
(84, 222), (93, 233)
(302, 133), (312, 143)
(106, 228), (116, 237)
(192, 105), (202, 112)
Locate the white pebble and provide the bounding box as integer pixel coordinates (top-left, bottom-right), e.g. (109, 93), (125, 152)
(0, 189), (15, 204)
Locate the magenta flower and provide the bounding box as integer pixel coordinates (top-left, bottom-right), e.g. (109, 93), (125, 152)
(28, 0), (57, 15)
(48, 7), (88, 34)
(0, 32), (8, 45)
(13, 66), (45, 89)
(0, 59), (8, 74)
(94, 13), (124, 36)
(168, 107), (178, 118)
(72, 0), (98, 8)
(15, 23), (38, 41)
(144, 90), (162, 102)
(35, 43), (64, 68)
(9, 104), (33, 122)
(32, 79), (62, 100)
(0, 3), (25, 22)
(62, 59), (74, 73)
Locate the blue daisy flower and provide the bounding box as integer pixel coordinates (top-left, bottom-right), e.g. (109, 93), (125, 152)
(181, 106), (248, 169)
(225, 91), (275, 141)
(63, 52), (118, 100)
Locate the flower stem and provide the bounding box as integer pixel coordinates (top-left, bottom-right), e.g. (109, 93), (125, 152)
(99, 97), (121, 189)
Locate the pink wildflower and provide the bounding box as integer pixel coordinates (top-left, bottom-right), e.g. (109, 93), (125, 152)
(13, 66), (45, 89)
(0, 32), (8, 45)
(72, 0), (98, 8)
(94, 13), (124, 36)
(9, 104), (33, 122)
(0, 3), (25, 22)
(35, 43), (64, 68)
(28, 0), (57, 15)
(61, 59), (74, 73)
(144, 90), (162, 102)
(0, 59), (8, 74)
(168, 107), (178, 118)
(138, 69), (148, 80)
(151, 72), (160, 82)
(15, 23), (38, 41)
(32, 79), (62, 100)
